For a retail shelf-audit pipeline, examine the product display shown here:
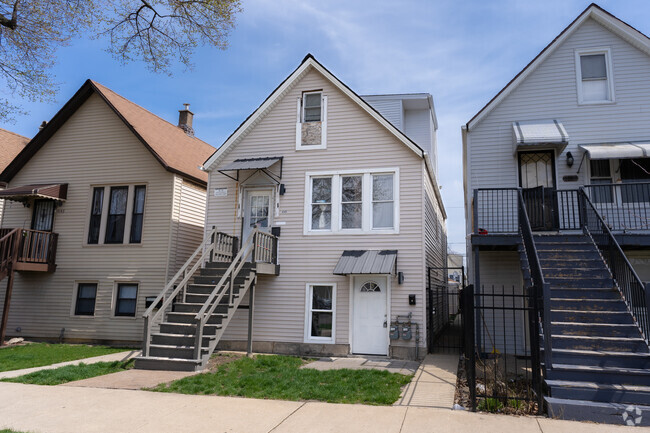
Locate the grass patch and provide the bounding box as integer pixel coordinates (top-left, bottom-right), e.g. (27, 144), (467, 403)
(152, 355), (412, 405)
(0, 343), (127, 372)
(1, 430), (30, 433)
(478, 397), (504, 412)
(1, 360), (134, 385)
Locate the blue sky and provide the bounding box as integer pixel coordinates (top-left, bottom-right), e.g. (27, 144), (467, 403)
(4, 0), (650, 256)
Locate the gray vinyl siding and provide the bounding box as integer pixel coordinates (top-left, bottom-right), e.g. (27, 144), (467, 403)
(362, 96), (403, 130)
(404, 108), (433, 156)
(206, 68), (441, 353)
(466, 18), (650, 239)
(0, 93), (177, 343)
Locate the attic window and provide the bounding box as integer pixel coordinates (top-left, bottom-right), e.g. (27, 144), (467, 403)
(575, 48), (614, 104)
(303, 92), (322, 122)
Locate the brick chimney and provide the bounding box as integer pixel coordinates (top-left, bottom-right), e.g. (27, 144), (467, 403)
(178, 103), (194, 137)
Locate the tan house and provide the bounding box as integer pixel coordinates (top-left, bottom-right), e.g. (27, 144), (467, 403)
(0, 80), (214, 345)
(136, 55), (448, 370)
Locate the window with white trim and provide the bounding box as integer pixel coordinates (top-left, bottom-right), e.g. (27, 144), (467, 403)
(86, 185), (146, 245)
(305, 169), (399, 234)
(575, 48), (614, 104)
(296, 91), (327, 150)
(305, 283), (335, 342)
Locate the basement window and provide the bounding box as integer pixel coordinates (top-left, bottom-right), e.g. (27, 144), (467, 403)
(74, 283), (97, 316)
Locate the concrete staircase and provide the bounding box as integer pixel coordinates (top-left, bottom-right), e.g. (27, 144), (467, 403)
(135, 262), (256, 371)
(521, 234), (650, 426)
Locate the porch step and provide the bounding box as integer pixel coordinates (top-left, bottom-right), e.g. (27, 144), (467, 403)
(548, 288), (619, 300)
(551, 335), (647, 352)
(186, 282), (245, 295)
(537, 250), (602, 261)
(550, 309), (634, 324)
(185, 292), (240, 304)
(545, 397), (650, 426)
(173, 302), (229, 314)
(548, 349), (650, 369)
(148, 344), (210, 360)
(546, 278), (614, 288)
(540, 268), (610, 279)
(534, 234), (592, 243)
(548, 298), (626, 311)
(159, 322), (223, 336)
(151, 332), (216, 347)
(134, 356), (204, 372)
(547, 364), (650, 386)
(166, 311), (227, 325)
(547, 380), (650, 406)
(538, 259), (605, 269)
(551, 322), (641, 337)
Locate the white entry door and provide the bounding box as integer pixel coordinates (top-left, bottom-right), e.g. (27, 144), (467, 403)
(243, 189), (273, 243)
(352, 276), (388, 355)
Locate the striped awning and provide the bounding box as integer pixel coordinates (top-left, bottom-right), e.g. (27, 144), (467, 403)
(333, 250), (397, 275)
(0, 183), (68, 202)
(512, 120), (569, 154)
(580, 143), (650, 160)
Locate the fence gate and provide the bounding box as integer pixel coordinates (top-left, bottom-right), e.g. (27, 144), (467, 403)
(427, 266), (465, 353)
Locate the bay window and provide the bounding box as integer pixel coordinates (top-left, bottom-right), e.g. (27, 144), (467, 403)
(305, 168), (399, 234)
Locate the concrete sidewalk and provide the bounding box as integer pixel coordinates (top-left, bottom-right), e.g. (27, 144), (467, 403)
(0, 382), (631, 433)
(0, 350), (139, 379)
(395, 353), (458, 408)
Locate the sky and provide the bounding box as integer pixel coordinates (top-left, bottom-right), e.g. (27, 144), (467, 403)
(4, 0), (650, 257)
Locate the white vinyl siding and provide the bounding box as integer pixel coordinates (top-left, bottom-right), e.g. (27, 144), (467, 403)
(575, 47), (614, 104)
(206, 68), (435, 353)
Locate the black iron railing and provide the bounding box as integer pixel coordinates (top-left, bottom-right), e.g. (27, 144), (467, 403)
(583, 182), (650, 231)
(474, 188), (519, 234)
(579, 190), (650, 346)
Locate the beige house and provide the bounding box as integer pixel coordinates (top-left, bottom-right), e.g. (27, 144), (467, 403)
(0, 80), (214, 345)
(136, 55), (447, 370)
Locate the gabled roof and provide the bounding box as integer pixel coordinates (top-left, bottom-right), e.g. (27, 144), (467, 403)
(1, 80), (215, 185)
(465, 3), (650, 131)
(0, 128), (28, 174)
(203, 54), (446, 218)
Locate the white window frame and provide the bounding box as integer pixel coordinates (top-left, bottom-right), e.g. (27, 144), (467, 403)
(295, 92), (328, 151)
(575, 47), (615, 105)
(304, 283), (337, 343)
(84, 184), (147, 246)
(304, 168), (400, 235)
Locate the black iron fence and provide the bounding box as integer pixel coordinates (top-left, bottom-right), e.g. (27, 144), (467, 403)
(426, 266), (465, 353)
(462, 284), (543, 414)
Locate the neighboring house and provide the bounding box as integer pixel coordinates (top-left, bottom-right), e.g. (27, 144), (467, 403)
(136, 54), (447, 370)
(463, 4), (650, 425)
(0, 129), (29, 222)
(0, 80), (214, 345)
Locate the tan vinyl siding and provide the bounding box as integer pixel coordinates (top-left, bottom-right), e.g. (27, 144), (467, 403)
(206, 68), (434, 353)
(0, 93), (175, 342)
(171, 177), (207, 275)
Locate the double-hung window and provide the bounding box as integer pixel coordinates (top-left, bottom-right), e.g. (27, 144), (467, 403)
(74, 283), (97, 316)
(305, 283), (335, 342)
(589, 160), (613, 204)
(303, 92), (322, 122)
(305, 169), (398, 234)
(87, 185), (146, 245)
(296, 91), (327, 150)
(115, 283), (138, 317)
(575, 48), (614, 104)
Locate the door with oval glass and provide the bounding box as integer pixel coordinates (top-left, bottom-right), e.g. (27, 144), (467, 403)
(352, 275), (388, 355)
(242, 189), (273, 244)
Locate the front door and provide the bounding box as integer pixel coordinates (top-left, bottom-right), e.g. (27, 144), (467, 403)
(242, 189), (273, 243)
(31, 199), (55, 232)
(352, 276), (388, 355)
(519, 151), (557, 230)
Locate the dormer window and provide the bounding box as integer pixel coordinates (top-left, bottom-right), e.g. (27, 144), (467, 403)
(575, 48), (614, 104)
(303, 92), (322, 122)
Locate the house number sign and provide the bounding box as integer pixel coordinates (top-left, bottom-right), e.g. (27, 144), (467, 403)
(213, 188), (228, 197)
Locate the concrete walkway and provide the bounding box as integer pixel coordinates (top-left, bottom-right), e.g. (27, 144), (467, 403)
(62, 368), (197, 390)
(395, 353), (459, 408)
(302, 356), (419, 375)
(0, 382), (632, 433)
(0, 349), (140, 379)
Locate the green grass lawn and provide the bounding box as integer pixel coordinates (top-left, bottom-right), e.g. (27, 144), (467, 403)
(0, 343), (128, 372)
(152, 355), (412, 405)
(1, 430), (30, 433)
(1, 360), (134, 385)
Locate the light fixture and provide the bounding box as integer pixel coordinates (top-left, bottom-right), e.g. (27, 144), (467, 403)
(566, 151), (574, 167)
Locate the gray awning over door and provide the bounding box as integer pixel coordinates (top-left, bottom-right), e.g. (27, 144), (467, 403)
(512, 119), (569, 154)
(333, 250), (397, 275)
(217, 156), (283, 183)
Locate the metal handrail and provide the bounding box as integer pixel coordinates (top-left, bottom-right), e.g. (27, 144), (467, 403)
(579, 189), (650, 346)
(141, 228), (239, 357)
(192, 229), (265, 359)
(517, 190), (553, 375)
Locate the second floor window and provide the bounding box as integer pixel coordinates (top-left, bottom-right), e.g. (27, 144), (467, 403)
(105, 187), (128, 244)
(576, 49), (614, 104)
(305, 169), (399, 234)
(303, 92), (322, 122)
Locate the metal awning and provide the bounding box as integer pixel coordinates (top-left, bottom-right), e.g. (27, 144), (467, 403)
(333, 250), (397, 276)
(580, 143), (650, 160)
(512, 120), (569, 154)
(218, 157), (283, 183)
(0, 183), (68, 202)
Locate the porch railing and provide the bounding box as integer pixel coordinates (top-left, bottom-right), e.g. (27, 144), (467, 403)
(583, 182), (650, 231)
(474, 188), (519, 234)
(579, 190), (650, 346)
(0, 228), (58, 267)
